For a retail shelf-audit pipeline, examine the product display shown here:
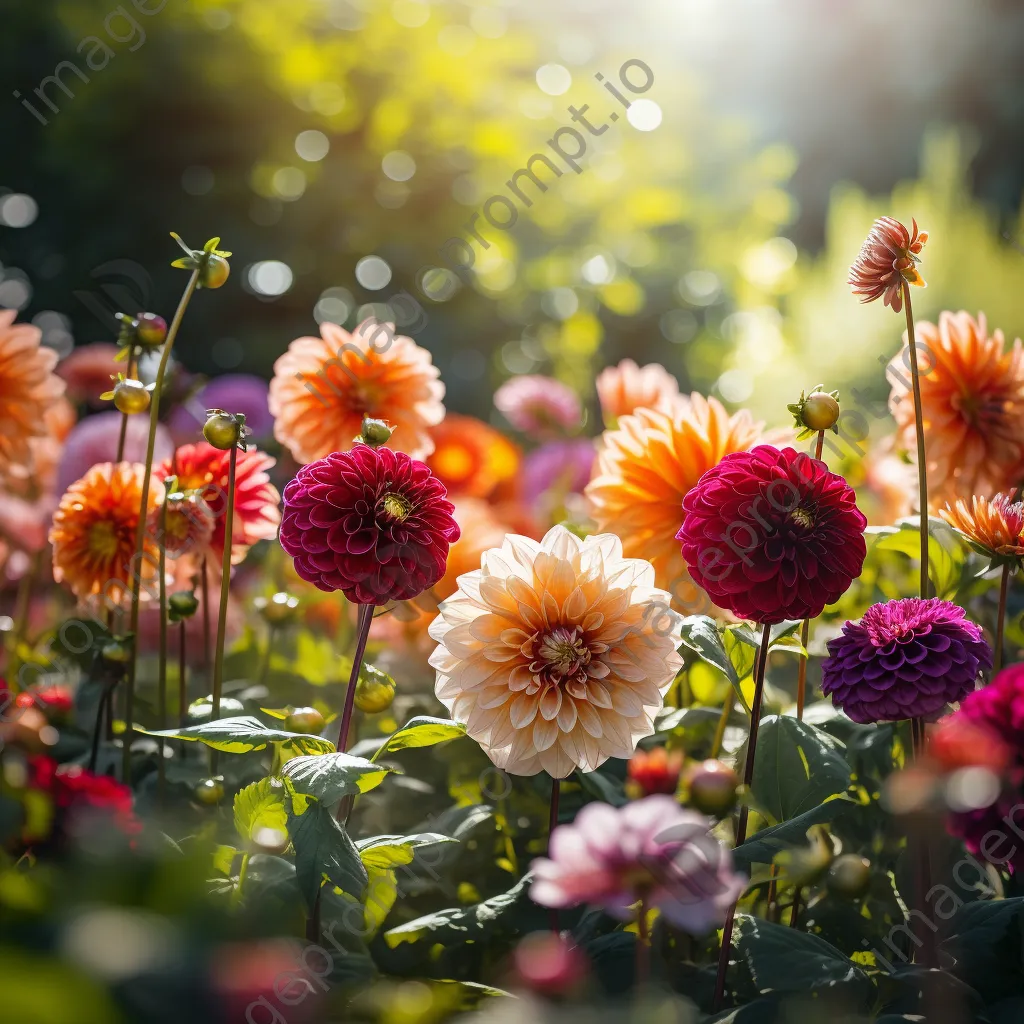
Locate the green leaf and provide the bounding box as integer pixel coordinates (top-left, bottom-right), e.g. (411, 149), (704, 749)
(733, 797), (855, 873)
(281, 751), (393, 805)
(233, 778), (288, 844)
(941, 898), (1024, 1004)
(286, 800), (367, 911)
(356, 833), (458, 869)
(141, 715), (334, 755)
(678, 616), (751, 713)
(736, 915), (874, 1004)
(371, 716), (467, 761)
(872, 516), (966, 600)
(576, 766), (628, 807)
(384, 874), (532, 948)
(750, 716), (852, 823)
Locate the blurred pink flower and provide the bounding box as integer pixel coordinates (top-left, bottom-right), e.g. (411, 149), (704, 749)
(57, 343), (121, 407)
(530, 796), (745, 933)
(169, 374), (273, 446)
(57, 412), (173, 496)
(521, 439), (595, 506)
(494, 375), (581, 438)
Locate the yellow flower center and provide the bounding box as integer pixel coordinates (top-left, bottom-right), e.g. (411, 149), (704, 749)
(381, 492), (412, 521)
(789, 507), (814, 530)
(537, 626), (590, 680)
(88, 520), (119, 559)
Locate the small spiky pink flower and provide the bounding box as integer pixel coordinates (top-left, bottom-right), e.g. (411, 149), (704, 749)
(849, 217), (928, 313)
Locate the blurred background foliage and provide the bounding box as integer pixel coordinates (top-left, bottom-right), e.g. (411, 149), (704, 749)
(2, 0), (1024, 422)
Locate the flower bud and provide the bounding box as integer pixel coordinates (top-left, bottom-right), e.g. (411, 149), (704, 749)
(627, 746), (683, 797)
(929, 715), (1011, 774)
(170, 233), (232, 290)
(135, 312), (168, 348)
(203, 410), (242, 450)
(200, 254), (230, 290)
(193, 777), (226, 806)
(168, 590), (200, 621)
(788, 386), (841, 436)
(284, 707), (325, 734)
(359, 417), (393, 448)
(684, 759), (739, 816)
(512, 932), (588, 998)
(354, 665), (397, 714)
(113, 378), (151, 415)
(826, 854), (872, 900)
(101, 638), (133, 666)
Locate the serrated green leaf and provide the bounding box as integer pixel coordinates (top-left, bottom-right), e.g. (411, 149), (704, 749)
(371, 716), (467, 761)
(750, 716), (852, 822)
(286, 800), (367, 911)
(356, 833), (458, 869)
(141, 715), (335, 755)
(233, 778), (288, 844)
(281, 751), (393, 805)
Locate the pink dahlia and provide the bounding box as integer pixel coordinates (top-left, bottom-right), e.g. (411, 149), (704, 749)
(280, 444), (460, 604)
(944, 664), (1024, 873)
(821, 599), (992, 724)
(849, 216), (927, 313)
(494, 375), (581, 438)
(676, 445), (867, 624)
(530, 796), (745, 933)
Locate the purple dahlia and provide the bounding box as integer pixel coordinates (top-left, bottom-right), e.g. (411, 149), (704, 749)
(280, 444), (460, 605)
(821, 598), (992, 724)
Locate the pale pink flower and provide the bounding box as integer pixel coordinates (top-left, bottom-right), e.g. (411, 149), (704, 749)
(530, 796), (746, 933)
(494, 375), (581, 438)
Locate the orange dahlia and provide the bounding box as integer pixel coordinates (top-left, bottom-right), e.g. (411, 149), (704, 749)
(0, 310), (66, 479)
(425, 413), (521, 500)
(429, 526), (683, 778)
(849, 216), (927, 313)
(50, 462), (159, 603)
(939, 493), (1024, 561)
(150, 489), (215, 560)
(887, 311), (1024, 506)
(595, 358), (679, 425)
(268, 319), (444, 463)
(585, 393), (763, 612)
(156, 443), (281, 565)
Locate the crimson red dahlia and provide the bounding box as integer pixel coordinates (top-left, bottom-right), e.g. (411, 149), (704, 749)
(676, 445), (867, 624)
(280, 444), (460, 605)
(821, 598), (992, 724)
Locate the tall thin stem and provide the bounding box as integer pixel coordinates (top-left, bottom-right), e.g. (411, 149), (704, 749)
(115, 350), (137, 464)
(201, 557), (212, 674)
(903, 281), (929, 597)
(123, 270), (199, 784)
(210, 443), (237, 774)
(636, 897), (650, 990)
(548, 774), (561, 934)
(713, 621), (771, 1012)
(157, 485), (168, 800)
(336, 603), (374, 754)
(796, 431), (825, 721)
(994, 563), (1010, 676)
(710, 692), (733, 760)
(178, 621), (188, 755)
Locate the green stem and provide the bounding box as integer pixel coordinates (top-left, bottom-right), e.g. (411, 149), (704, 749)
(995, 563), (1010, 676)
(902, 281), (929, 597)
(157, 484), (168, 801)
(636, 897), (650, 991)
(210, 443), (238, 775)
(201, 557), (212, 674)
(123, 269), (199, 784)
(796, 430), (825, 722)
(115, 350), (137, 464)
(713, 621), (771, 1012)
(232, 852), (250, 908)
(548, 774), (561, 934)
(710, 692), (733, 760)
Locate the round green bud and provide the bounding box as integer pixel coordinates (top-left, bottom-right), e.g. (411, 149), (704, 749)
(203, 411), (241, 450)
(113, 379), (151, 415)
(200, 254), (230, 290)
(168, 590), (199, 619)
(134, 312), (168, 348)
(285, 708), (326, 735)
(193, 778), (225, 806)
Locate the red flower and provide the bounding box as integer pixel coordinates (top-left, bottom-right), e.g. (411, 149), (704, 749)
(627, 746), (683, 796)
(280, 444), (460, 605)
(156, 442), (281, 565)
(677, 446), (867, 624)
(16, 685), (73, 718)
(848, 216), (927, 313)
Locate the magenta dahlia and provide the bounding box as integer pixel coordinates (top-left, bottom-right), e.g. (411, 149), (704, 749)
(280, 444), (460, 605)
(676, 445), (867, 624)
(821, 599), (992, 724)
(944, 664), (1024, 873)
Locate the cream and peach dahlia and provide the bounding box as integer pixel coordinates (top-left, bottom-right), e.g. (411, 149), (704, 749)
(429, 525), (683, 778)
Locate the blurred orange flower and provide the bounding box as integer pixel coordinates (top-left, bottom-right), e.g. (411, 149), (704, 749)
(268, 319), (444, 463)
(585, 393), (762, 612)
(50, 462), (159, 603)
(425, 413), (521, 500)
(0, 310), (66, 480)
(939, 493), (1024, 560)
(596, 358), (679, 425)
(157, 443), (281, 565)
(888, 311), (1024, 507)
